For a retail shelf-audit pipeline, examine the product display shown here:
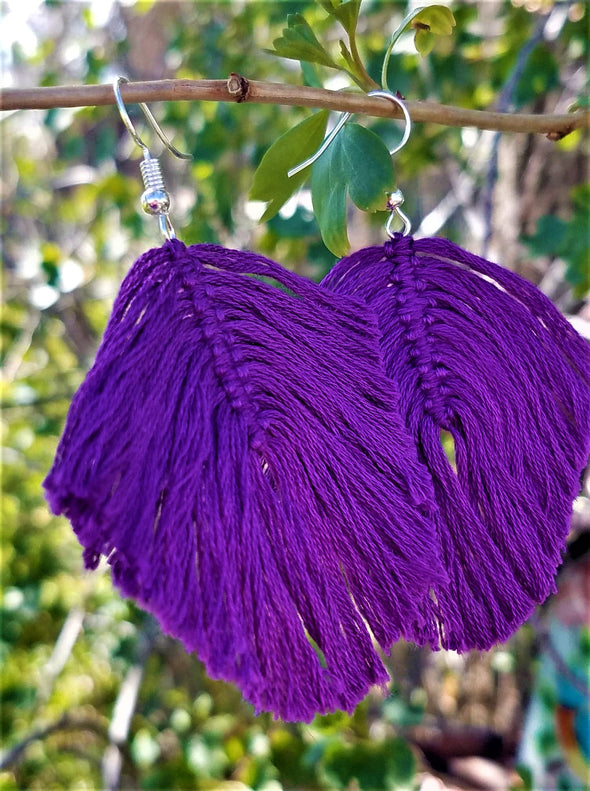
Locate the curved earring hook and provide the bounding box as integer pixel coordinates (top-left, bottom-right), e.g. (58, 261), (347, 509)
(113, 76), (191, 160)
(288, 90), (411, 178)
(113, 77), (190, 240)
(287, 91), (412, 236)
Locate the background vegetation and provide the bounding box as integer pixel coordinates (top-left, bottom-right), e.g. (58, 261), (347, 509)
(1, 1), (588, 789)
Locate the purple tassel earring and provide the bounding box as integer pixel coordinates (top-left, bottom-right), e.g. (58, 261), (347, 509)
(44, 79), (445, 721)
(308, 92), (590, 652)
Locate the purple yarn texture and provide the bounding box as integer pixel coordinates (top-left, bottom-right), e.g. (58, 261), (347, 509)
(44, 239), (443, 722)
(322, 234), (590, 652)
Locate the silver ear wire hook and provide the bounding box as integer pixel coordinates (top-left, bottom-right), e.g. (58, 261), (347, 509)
(113, 76), (191, 240)
(287, 90), (412, 237)
(113, 77), (191, 161)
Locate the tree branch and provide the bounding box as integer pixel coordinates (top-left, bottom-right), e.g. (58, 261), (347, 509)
(1, 77), (588, 138)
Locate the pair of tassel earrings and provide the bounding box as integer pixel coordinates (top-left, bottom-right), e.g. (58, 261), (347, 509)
(44, 79), (590, 722)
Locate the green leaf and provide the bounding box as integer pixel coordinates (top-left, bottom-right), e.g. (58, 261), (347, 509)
(311, 136), (349, 256)
(411, 5), (456, 36)
(514, 764), (534, 791)
(319, 737), (416, 790)
(522, 203), (590, 298)
(267, 13), (338, 68)
(414, 29), (436, 57)
(319, 0), (362, 38)
(572, 182), (590, 212)
(345, 127), (395, 211)
(515, 44), (560, 106)
(522, 215), (567, 258)
(338, 39), (356, 71)
(311, 123), (394, 256)
(563, 216), (590, 297)
(300, 60), (323, 88)
(41, 242), (62, 287)
(387, 737), (417, 785)
(569, 94), (590, 112)
(411, 6), (456, 56)
(250, 110), (329, 222)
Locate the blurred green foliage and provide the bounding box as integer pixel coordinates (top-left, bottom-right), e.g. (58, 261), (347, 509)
(1, 0), (588, 788)
(523, 184), (590, 298)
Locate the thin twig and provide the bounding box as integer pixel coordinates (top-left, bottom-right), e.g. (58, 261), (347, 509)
(2, 311), (41, 383)
(1, 78), (588, 137)
(0, 715), (108, 770)
(39, 607), (86, 703)
(102, 616), (159, 791)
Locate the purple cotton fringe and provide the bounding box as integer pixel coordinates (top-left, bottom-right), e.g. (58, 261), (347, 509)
(44, 239), (445, 722)
(322, 234), (590, 652)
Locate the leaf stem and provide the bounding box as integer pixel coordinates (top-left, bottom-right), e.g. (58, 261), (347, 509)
(348, 31), (380, 91)
(381, 7), (425, 91)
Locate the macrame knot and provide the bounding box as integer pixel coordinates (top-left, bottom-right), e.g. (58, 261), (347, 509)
(383, 238), (452, 427)
(165, 237), (186, 258)
(384, 233), (414, 262)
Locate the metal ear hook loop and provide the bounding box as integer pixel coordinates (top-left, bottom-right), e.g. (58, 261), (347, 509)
(385, 188), (411, 238)
(288, 90), (412, 237)
(113, 76), (191, 240)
